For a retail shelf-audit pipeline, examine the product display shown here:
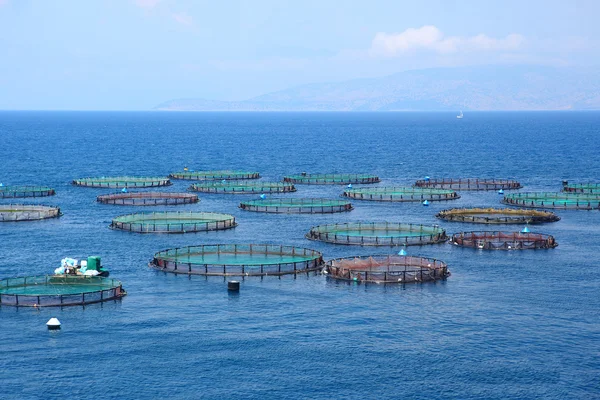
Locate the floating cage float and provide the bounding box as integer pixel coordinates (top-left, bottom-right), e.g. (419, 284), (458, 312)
(239, 198), (353, 214)
(502, 192), (600, 210)
(342, 187), (460, 202)
(325, 255), (450, 283)
(0, 275), (126, 307)
(414, 178), (522, 191)
(436, 208), (560, 224)
(306, 222), (448, 246)
(149, 244), (324, 276)
(73, 176), (171, 188)
(0, 186), (55, 199)
(0, 204), (61, 222)
(110, 211), (236, 233)
(189, 181), (296, 194)
(283, 173), (380, 185)
(97, 192), (199, 206)
(450, 231), (558, 250)
(169, 170), (260, 180)
(562, 181), (600, 194)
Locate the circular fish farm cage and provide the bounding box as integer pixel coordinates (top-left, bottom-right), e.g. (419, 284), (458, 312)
(169, 170), (260, 180)
(239, 198), (353, 214)
(342, 187), (459, 202)
(450, 231), (557, 250)
(150, 244), (324, 276)
(0, 275), (126, 307)
(325, 255), (450, 283)
(0, 186), (55, 199)
(110, 211), (236, 233)
(73, 176), (171, 188)
(0, 204), (61, 222)
(414, 178), (522, 191)
(502, 192), (600, 210)
(436, 208), (560, 224)
(97, 192), (199, 206)
(189, 181), (296, 194)
(306, 222), (448, 246)
(562, 182), (600, 194)
(283, 173), (380, 185)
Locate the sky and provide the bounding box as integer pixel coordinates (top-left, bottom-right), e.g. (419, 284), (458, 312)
(0, 0), (598, 110)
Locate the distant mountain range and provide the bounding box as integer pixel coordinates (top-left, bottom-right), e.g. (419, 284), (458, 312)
(154, 65), (600, 111)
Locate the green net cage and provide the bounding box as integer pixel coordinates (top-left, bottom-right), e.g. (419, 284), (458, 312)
(414, 178), (522, 190)
(0, 204), (61, 222)
(306, 222), (448, 246)
(450, 231), (558, 250)
(189, 181), (296, 194)
(324, 255), (450, 283)
(436, 208), (560, 224)
(73, 176), (172, 188)
(239, 198), (353, 214)
(283, 173), (380, 185)
(97, 192), (199, 206)
(562, 181), (600, 194)
(0, 275), (126, 307)
(150, 244), (324, 276)
(110, 211), (237, 233)
(169, 170), (260, 180)
(0, 186), (55, 199)
(502, 192), (600, 210)
(342, 187), (460, 202)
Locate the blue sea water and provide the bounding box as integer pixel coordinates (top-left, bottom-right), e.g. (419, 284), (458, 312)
(0, 111), (599, 400)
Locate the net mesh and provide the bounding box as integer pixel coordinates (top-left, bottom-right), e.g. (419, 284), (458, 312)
(0, 204), (61, 221)
(97, 192), (198, 206)
(190, 181), (296, 194)
(169, 170), (260, 180)
(240, 198), (353, 213)
(503, 192), (600, 209)
(110, 211), (236, 233)
(414, 178), (522, 190)
(343, 187), (459, 202)
(562, 182), (600, 194)
(73, 176), (171, 188)
(0, 186), (55, 198)
(451, 231), (557, 249)
(283, 173), (380, 185)
(436, 207), (560, 224)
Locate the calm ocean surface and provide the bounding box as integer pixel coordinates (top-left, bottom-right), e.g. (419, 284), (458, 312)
(0, 111), (599, 399)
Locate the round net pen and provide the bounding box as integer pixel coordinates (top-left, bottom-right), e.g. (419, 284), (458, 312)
(0, 204), (61, 222)
(189, 181), (296, 194)
(110, 211), (236, 233)
(562, 181), (600, 194)
(169, 170), (260, 180)
(97, 192), (199, 206)
(306, 222), (448, 246)
(414, 178), (522, 191)
(342, 187), (459, 202)
(283, 173), (380, 185)
(73, 176), (171, 188)
(502, 192), (600, 210)
(239, 198), (353, 214)
(0, 275), (126, 307)
(0, 186), (55, 199)
(150, 244), (324, 276)
(325, 255), (450, 283)
(436, 208), (560, 224)
(450, 231), (557, 250)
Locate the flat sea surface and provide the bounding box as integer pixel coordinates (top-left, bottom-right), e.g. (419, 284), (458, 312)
(0, 111), (599, 399)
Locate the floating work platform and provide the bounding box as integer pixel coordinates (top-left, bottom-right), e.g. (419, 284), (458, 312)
(450, 231), (557, 250)
(502, 192), (600, 210)
(110, 211), (236, 233)
(306, 222), (448, 246)
(189, 181), (296, 194)
(0, 186), (55, 199)
(342, 187), (459, 202)
(149, 244), (324, 276)
(73, 176), (171, 188)
(283, 173), (380, 185)
(0, 275), (126, 307)
(325, 254), (450, 283)
(414, 178), (522, 191)
(169, 170), (260, 181)
(0, 204), (61, 222)
(97, 192), (199, 206)
(436, 208), (560, 224)
(239, 198), (353, 214)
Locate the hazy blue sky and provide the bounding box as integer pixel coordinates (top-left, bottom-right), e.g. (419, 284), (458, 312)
(0, 0), (598, 109)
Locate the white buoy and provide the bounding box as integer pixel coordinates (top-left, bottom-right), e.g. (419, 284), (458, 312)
(521, 226), (530, 233)
(260, 194), (266, 199)
(46, 318), (61, 330)
(347, 184), (352, 189)
(498, 189), (504, 194)
(424, 176), (430, 182)
(222, 179), (226, 184)
(398, 248), (407, 256)
(0, 183), (3, 187)
(422, 200), (429, 206)
(121, 187), (128, 193)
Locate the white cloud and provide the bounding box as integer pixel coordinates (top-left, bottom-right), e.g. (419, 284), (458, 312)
(370, 25), (525, 57)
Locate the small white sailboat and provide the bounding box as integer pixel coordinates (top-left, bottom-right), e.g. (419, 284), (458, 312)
(456, 110), (463, 119)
